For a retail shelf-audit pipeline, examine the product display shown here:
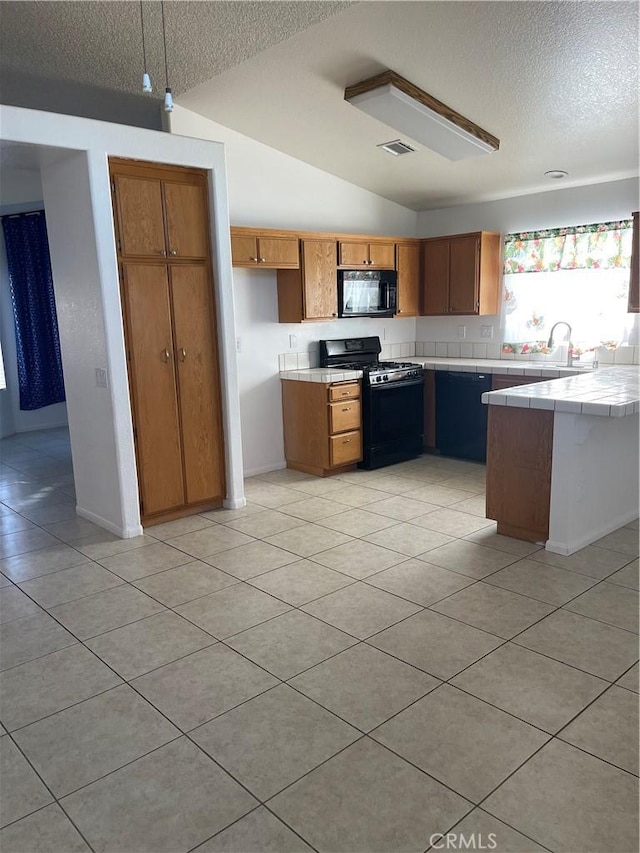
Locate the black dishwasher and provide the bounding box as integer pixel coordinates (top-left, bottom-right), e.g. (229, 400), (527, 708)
(435, 372), (492, 462)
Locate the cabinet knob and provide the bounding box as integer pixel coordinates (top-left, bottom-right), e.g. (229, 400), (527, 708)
(398, 309), (403, 314)
(259, 257), (266, 263)
(332, 312), (337, 317)
(342, 407), (351, 411)
(363, 260), (368, 265)
(343, 439), (352, 444)
(169, 249), (178, 256)
(451, 305), (456, 311)
(178, 348), (186, 362)
(158, 249), (166, 256)
(250, 257), (258, 262)
(161, 348), (170, 363)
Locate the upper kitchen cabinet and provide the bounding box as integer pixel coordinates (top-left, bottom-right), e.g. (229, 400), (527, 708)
(277, 239), (338, 322)
(395, 242), (420, 317)
(628, 211), (639, 313)
(422, 231), (501, 316)
(112, 166), (209, 260)
(230, 228), (299, 268)
(338, 240), (395, 269)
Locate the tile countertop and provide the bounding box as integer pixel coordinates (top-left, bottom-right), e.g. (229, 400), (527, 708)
(280, 358), (639, 418)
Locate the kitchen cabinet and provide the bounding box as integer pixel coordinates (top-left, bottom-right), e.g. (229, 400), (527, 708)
(395, 242), (420, 317)
(277, 239), (338, 322)
(422, 231), (501, 316)
(338, 240), (395, 269)
(491, 374), (549, 391)
(628, 211), (639, 313)
(281, 380), (362, 476)
(111, 158), (225, 524)
(231, 231), (299, 269)
(112, 172), (209, 260)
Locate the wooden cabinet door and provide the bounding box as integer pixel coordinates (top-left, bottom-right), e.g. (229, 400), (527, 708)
(302, 240), (338, 320)
(449, 235), (479, 314)
(339, 241), (369, 267)
(422, 239), (450, 315)
(114, 176), (166, 258)
(163, 181), (209, 259)
(170, 265), (225, 505)
(231, 235), (259, 266)
(396, 243), (420, 316)
(369, 242), (395, 268)
(258, 237), (299, 268)
(121, 264), (184, 515)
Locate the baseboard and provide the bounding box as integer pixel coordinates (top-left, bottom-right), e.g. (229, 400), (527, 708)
(546, 508), (639, 555)
(76, 505), (143, 539)
(223, 497), (247, 510)
(243, 461), (287, 477)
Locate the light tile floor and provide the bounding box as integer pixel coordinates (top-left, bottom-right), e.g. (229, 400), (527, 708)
(0, 428), (638, 852)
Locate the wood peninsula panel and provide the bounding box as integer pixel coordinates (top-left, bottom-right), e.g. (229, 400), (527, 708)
(486, 406), (553, 542)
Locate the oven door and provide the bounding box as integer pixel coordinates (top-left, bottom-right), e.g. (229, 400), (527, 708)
(365, 377), (424, 446)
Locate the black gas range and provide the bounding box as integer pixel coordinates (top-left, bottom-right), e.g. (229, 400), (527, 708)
(319, 336), (424, 469)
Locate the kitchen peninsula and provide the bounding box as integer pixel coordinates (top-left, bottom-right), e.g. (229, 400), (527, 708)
(482, 367), (639, 555)
(280, 357), (639, 556)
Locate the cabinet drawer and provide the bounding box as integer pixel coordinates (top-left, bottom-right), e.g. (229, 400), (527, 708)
(329, 382), (360, 401)
(329, 400), (361, 433)
(330, 430), (362, 467)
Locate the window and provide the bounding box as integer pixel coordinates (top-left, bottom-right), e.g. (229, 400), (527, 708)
(502, 219), (633, 355)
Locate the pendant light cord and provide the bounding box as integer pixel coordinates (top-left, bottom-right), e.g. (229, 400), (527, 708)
(161, 0), (169, 89)
(140, 1), (148, 72)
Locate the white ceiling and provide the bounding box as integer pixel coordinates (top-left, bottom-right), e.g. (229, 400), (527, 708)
(1, 1), (637, 211)
(180, 1), (639, 210)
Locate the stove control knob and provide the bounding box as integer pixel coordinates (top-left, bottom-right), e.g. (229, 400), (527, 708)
(376, 375), (382, 382)
(383, 374), (389, 381)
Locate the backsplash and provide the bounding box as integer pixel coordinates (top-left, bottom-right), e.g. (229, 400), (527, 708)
(278, 342), (640, 370)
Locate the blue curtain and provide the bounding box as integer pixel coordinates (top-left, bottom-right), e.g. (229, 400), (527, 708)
(1, 211), (65, 410)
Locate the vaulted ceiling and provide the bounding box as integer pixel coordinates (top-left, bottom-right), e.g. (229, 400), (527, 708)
(1, 1), (637, 210)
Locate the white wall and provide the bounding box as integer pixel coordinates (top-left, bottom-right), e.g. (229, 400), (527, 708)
(548, 411), (639, 554)
(1, 105), (240, 535)
(416, 178), (640, 344)
(169, 105), (419, 473)
(0, 198), (69, 438)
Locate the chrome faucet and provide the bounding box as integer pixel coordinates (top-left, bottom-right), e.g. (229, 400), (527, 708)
(547, 321), (574, 366)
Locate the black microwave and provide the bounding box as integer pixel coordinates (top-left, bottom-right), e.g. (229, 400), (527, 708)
(337, 269), (397, 318)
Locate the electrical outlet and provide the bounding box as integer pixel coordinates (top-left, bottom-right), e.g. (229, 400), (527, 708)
(481, 325), (494, 339)
(235, 337), (242, 352)
(289, 334), (297, 349)
(95, 368), (108, 388)
(457, 325), (466, 339)
(383, 328), (387, 340)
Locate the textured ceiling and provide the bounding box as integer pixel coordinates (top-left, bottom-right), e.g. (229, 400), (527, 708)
(179, 0), (639, 209)
(0, 1), (352, 96)
(1, 1), (637, 211)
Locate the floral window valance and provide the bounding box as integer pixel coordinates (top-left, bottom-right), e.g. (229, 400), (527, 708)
(503, 219), (633, 274)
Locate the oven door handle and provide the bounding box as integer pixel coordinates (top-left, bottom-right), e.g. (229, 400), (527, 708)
(369, 376), (424, 391)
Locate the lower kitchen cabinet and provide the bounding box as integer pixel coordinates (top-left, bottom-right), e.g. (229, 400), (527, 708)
(281, 380), (362, 476)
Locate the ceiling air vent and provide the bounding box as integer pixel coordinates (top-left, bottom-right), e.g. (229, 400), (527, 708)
(377, 139), (416, 156)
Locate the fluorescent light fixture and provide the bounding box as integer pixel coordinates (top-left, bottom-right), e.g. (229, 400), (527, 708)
(345, 70), (499, 161)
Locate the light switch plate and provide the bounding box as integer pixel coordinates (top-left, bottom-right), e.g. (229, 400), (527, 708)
(457, 325), (466, 339)
(95, 368), (108, 388)
(481, 325), (494, 339)
(235, 337), (242, 352)
(289, 334), (297, 349)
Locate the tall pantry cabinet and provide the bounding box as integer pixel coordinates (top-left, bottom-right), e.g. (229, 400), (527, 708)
(109, 159), (225, 524)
